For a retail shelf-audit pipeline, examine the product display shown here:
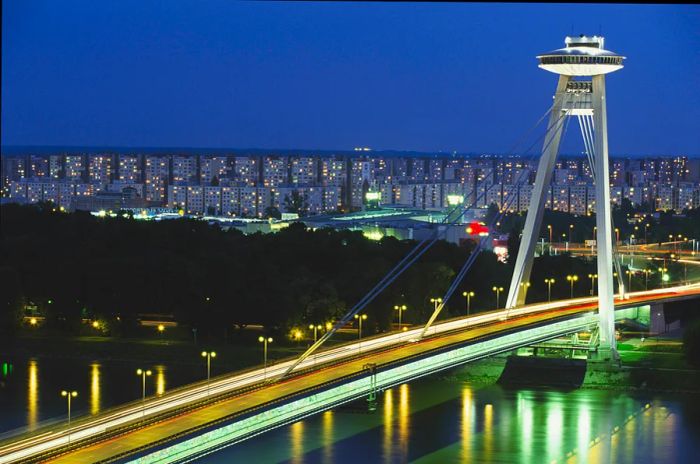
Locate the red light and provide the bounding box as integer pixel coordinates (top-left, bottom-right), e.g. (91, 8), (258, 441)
(466, 221), (489, 236)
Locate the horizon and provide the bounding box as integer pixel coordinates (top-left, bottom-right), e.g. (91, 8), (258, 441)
(1, 144), (698, 159)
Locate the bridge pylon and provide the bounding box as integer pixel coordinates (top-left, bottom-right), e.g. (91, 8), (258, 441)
(505, 36), (625, 361)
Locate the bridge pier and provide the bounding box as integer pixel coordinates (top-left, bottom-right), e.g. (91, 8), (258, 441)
(649, 302), (680, 335)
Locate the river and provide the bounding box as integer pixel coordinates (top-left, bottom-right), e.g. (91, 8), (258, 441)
(1, 357), (699, 463)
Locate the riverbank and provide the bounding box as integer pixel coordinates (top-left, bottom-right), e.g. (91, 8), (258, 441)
(1, 334), (309, 372)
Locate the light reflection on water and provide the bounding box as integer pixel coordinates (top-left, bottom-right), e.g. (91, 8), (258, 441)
(197, 375), (700, 464)
(27, 359), (38, 430)
(4, 359), (700, 463)
(90, 363), (100, 415)
(1, 357), (200, 434)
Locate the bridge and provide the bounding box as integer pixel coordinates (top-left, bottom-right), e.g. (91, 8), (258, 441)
(1, 282), (698, 464)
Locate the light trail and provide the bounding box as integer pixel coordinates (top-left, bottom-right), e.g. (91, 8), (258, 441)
(1, 282), (699, 463)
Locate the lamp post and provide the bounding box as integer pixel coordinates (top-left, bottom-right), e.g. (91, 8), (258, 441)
(625, 270), (633, 292)
(615, 228), (620, 244)
(544, 278), (555, 302)
(587, 273), (598, 295)
(201, 351), (216, 394)
(642, 269), (651, 290)
(547, 225), (553, 255)
(308, 324), (322, 342)
(569, 224), (574, 244)
(393, 305), (407, 329)
(61, 390), (78, 425)
(566, 275), (578, 298)
(492, 287), (504, 309)
(136, 368), (152, 416)
(258, 336), (273, 380)
(157, 324), (165, 342)
(462, 291), (475, 316)
(519, 282), (531, 302)
(644, 223), (649, 244)
(354, 314), (368, 339)
(658, 267), (669, 287)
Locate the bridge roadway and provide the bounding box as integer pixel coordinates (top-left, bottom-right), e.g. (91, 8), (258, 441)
(2, 283), (699, 464)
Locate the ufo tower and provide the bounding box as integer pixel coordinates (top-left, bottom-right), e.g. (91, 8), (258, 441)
(505, 36), (625, 360)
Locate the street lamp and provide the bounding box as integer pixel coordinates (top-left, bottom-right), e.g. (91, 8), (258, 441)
(519, 282), (531, 302)
(492, 287), (504, 309)
(308, 324), (322, 342)
(201, 351), (216, 394)
(258, 336), (273, 380)
(430, 297), (443, 313)
(354, 314), (368, 339)
(462, 291), (475, 316)
(136, 368), (152, 416)
(569, 224), (574, 243)
(625, 270), (633, 292)
(587, 273), (598, 295)
(644, 223), (650, 243)
(642, 269), (652, 290)
(544, 278), (555, 302)
(566, 275), (579, 298)
(658, 267), (669, 287)
(293, 329), (302, 345)
(61, 390), (78, 425)
(393, 305), (407, 329)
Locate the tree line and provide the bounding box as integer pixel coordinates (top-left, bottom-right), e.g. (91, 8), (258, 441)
(1, 203), (634, 344)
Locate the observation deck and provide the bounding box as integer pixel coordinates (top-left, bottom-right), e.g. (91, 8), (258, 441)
(537, 35), (625, 76)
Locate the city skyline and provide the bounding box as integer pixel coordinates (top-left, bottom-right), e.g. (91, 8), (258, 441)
(2, 2), (699, 155)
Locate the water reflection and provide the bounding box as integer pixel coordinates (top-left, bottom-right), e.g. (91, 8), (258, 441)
(290, 420), (304, 464)
(575, 400), (590, 462)
(518, 391), (534, 464)
(546, 395), (563, 462)
(27, 359), (38, 430)
(155, 365), (166, 396)
(484, 403), (493, 461)
(90, 363), (101, 414)
(460, 387), (473, 462)
(382, 388), (393, 463)
(398, 384), (409, 460)
(322, 410), (333, 464)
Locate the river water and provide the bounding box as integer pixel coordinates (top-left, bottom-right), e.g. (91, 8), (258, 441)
(2, 358), (699, 463)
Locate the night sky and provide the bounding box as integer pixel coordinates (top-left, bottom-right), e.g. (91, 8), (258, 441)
(2, 1), (699, 155)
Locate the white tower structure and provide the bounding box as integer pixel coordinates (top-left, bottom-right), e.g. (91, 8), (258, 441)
(505, 36), (625, 360)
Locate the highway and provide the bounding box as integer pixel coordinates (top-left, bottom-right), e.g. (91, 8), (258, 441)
(2, 280), (699, 463)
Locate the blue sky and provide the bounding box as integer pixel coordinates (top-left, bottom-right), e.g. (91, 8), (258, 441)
(2, 1), (699, 155)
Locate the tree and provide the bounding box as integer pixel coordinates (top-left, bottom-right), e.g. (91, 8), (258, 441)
(283, 190), (309, 217)
(264, 206), (282, 220)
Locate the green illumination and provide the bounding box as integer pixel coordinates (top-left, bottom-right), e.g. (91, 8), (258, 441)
(365, 191), (381, 202)
(662, 274), (670, 282)
(447, 194), (464, 206)
(363, 230), (384, 241)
